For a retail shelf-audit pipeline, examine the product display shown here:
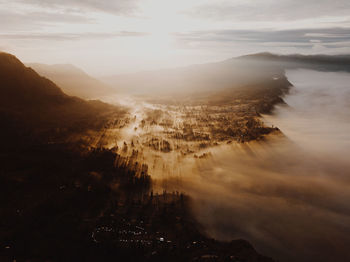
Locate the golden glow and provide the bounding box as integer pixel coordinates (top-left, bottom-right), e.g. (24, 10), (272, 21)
(2, 0), (350, 75)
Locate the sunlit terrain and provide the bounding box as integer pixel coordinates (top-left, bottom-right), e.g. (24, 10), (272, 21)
(1, 1), (350, 260)
(85, 69), (350, 262)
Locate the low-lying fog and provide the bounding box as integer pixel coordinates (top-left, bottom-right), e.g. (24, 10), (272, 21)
(101, 69), (350, 262)
(177, 69), (350, 262)
(183, 70), (350, 261)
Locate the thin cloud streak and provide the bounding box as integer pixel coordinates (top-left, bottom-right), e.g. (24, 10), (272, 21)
(174, 28), (350, 44)
(0, 10), (93, 31)
(0, 32), (150, 41)
(11, 0), (140, 15)
(185, 0), (350, 22)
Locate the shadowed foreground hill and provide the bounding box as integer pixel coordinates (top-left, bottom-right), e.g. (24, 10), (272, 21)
(27, 63), (113, 99)
(0, 52), (118, 147)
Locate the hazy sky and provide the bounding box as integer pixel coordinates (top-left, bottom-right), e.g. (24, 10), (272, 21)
(1, 0), (350, 75)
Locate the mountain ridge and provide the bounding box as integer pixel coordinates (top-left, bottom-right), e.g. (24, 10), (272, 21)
(27, 62), (114, 99)
(0, 52), (118, 148)
(235, 52), (350, 71)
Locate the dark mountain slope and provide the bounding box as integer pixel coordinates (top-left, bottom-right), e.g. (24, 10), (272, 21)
(0, 52), (117, 147)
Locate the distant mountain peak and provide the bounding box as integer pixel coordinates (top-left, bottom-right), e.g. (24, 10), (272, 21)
(238, 52), (278, 59)
(26, 62), (114, 99)
(27, 63), (87, 76)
